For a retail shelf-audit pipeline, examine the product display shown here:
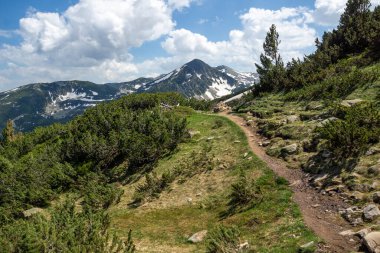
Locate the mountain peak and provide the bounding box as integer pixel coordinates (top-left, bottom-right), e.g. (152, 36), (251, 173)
(184, 59), (210, 69)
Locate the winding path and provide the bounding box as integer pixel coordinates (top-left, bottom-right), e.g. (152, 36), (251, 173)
(219, 111), (359, 253)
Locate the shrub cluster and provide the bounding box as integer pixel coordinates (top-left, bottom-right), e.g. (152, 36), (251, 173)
(317, 103), (380, 158)
(205, 225), (242, 253)
(0, 93), (188, 250)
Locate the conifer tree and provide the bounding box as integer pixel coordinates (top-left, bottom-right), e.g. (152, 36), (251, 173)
(1, 120), (16, 144)
(338, 0), (372, 53)
(255, 24), (285, 92)
(263, 24), (282, 66)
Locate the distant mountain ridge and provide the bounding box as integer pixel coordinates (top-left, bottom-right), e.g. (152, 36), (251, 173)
(0, 59), (257, 131)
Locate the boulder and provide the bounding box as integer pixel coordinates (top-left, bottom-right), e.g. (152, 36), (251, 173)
(23, 207), (43, 218)
(188, 130), (200, 138)
(306, 102), (323, 111)
(188, 230), (208, 243)
(339, 230), (354, 236)
(363, 204), (380, 221)
(366, 147), (380, 156)
(355, 228), (370, 239)
(368, 166), (380, 176)
(286, 115), (300, 124)
(340, 207), (363, 224)
(281, 144), (298, 156)
(373, 192), (380, 204)
(300, 241), (314, 249)
(262, 140), (271, 147)
(317, 117), (338, 127)
(363, 232), (380, 253)
(341, 99), (364, 107)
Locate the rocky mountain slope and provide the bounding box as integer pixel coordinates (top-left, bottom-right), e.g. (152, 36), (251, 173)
(0, 59), (257, 131)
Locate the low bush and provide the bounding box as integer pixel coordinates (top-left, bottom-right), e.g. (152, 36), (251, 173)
(317, 103), (380, 158)
(205, 225), (242, 253)
(284, 69), (378, 102)
(0, 201), (135, 253)
(212, 119), (224, 129)
(227, 171), (263, 213)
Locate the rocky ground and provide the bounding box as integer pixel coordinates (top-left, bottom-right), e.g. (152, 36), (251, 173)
(221, 96), (380, 252)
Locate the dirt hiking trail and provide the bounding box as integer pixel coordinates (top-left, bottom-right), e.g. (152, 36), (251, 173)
(220, 111), (360, 253)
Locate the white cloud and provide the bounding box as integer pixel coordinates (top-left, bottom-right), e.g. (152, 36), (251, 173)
(167, 0), (202, 10)
(313, 0), (380, 26)
(0, 0), (180, 90)
(167, 0), (192, 10)
(0, 30), (14, 38)
(18, 0), (174, 64)
(157, 7), (316, 73)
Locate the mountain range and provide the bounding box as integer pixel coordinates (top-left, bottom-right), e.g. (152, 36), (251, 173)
(0, 59), (257, 131)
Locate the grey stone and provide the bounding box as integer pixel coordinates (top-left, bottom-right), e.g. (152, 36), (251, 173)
(317, 117), (338, 127)
(305, 102), (323, 111)
(300, 241), (314, 249)
(363, 232), (380, 253)
(238, 241), (249, 251)
(341, 99), (364, 107)
(23, 207), (43, 218)
(281, 144), (298, 155)
(339, 230), (354, 236)
(363, 204), (380, 221)
(366, 147), (380, 156)
(188, 230), (208, 243)
(189, 130), (200, 138)
(286, 115), (300, 124)
(368, 166), (380, 176)
(355, 228), (370, 239)
(351, 217), (364, 226)
(262, 140), (271, 147)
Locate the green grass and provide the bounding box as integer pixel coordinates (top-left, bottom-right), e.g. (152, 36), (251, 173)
(109, 111), (318, 252)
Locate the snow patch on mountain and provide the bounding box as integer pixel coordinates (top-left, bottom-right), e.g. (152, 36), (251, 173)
(58, 90), (87, 102)
(154, 72), (174, 84)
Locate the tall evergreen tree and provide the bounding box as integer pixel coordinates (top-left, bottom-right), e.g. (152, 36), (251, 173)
(263, 24), (282, 66)
(338, 0), (372, 53)
(1, 120), (16, 144)
(255, 24), (285, 92)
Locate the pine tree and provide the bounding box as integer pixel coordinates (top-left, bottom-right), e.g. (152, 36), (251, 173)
(1, 120), (16, 144)
(255, 24), (285, 92)
(338, 0), (372, 53)
(263, 24), (282, 66)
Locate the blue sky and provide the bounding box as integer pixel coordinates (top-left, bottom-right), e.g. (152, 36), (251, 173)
(0, 0), (378, 91)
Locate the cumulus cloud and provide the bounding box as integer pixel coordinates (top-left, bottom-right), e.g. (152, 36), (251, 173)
(158, 7), (317, 73)
(312, 0), (380, 26)
(0, 0), (178, 89)
(18, 0), (174, 65)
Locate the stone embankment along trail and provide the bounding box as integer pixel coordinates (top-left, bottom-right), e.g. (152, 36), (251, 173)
(219, 111), (358, 253)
